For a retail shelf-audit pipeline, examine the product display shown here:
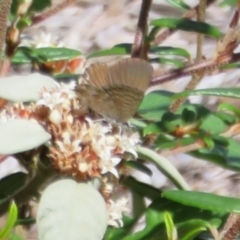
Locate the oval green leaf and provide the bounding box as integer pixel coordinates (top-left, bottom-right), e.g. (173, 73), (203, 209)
(150, 46), (190, 59)
(137, 146), (190, 190)
(163, 190), (240, 213)
(174, 88), (240, 99)
(0, 201), (18, 239)
(12, 47), (82, 64)
(151, 18), (221, 38)
(138, 90), (172, 121)
(166, 0), (191, 10)
(0, 173), (27, 204)
(87, 44), (132, 58)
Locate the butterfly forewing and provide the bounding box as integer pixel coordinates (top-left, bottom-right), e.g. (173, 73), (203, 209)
(84, 63), (109, 89)
(108, 58), (153, 91)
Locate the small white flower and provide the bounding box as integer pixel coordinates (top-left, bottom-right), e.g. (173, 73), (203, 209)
(108, 198), (130, 228)
(20, 32), (64, 48)
(37, 83), (76, 110)
(101, 155), (121, 178)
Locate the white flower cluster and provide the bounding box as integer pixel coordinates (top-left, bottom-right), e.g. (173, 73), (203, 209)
(36, 83), (138, 227)
(108, 198), (130, 227)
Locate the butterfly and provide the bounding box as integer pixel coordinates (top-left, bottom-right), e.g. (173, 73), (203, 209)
(75, 58), (153, 122)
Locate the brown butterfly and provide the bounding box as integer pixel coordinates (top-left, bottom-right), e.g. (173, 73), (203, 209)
(75, 58), (153, 122)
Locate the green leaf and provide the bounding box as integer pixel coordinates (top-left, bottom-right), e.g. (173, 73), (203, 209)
(138, 90), (173, 121)
(143, 122), (162, 135)
(214, 111), (238, 124)
(122, 200), (166, 240)
(36, 47), (82, 61)
(220, 0), (237, 7)
(0, 173), (27, 205)
(218, 103), (240, 118)
(122, 197), (225, 240)
(9, 234), (24, 240)
(0, 120), (51, 154)
(30, 0), (51, 12)
(151, 18), (221, 38)
(150, 46), (190, 59)
(17, 16), (32, 29)
(12, 47), (82, 64)
(0, 201), (18, 239)
(161, 112), (182, 132)
(150, 57), (185, 68)
(87, 44), (132, 58)
(124, 161), (152, 176)
(164, 212), (177, 240)
(177, 104), (227, 134)
(137, 146), (190, 190)
(16, 218), (35, 226)
(11, 47), (41, 64)
(163, 190), (240, 213)
(192, 138), (240, 171)
(220, 62), (240, 69)
(132, 191), (146, 218)
(174, 87), (240, 99)
(11, 0), (51, 19)
(202, 136), (215, 149)
(155, 135), (195, 151)
(122, 176), (161, 201)
(166, 0), (191, 10)
(104, 216), (136, 240)
(181, 108), (197, 124)
(177, 219), (212, 240)
(53, 73), (80, 82)
(200, 112), (227, 134)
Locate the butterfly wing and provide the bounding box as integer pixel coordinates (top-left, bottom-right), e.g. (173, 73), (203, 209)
(83, 63), (109, 89)
(104, 86), (144, 122)
(76, 58), (152, 122)
(107, 58), (153, 92)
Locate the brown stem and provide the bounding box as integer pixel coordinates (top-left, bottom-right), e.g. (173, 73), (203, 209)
(196, 0), (207, 60)
(131, 0), (152, 59)
(151, 59), (219, 86)
(32, 0), (76, 25)
(218, 213), (240, 240)
(159, 123), (240, 157)
(0, 57), (11, 76)
(150, 51), (240, 87)
(159, 140), (205, 157)
(169, 0), (207, 112)
(0, 0), (12, 73)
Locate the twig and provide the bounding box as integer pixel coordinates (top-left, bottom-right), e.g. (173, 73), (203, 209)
(169, 0), (207, 112)
(0, 0), (12, 73)
(131, 0), (152, 59)
(159, 140), (205, 157)
(158, 123), (240, 157)
(150, 58), (224, 86)
(218, 213), (240, 240)
(32, 0), (76, 25)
